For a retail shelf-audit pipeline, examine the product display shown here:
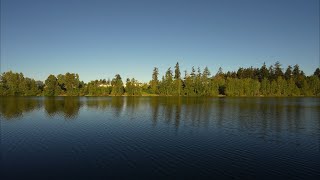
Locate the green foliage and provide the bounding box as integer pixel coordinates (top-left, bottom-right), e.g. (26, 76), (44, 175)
(87, 79), (111, 96)
(111, 74), (124, 96)
(173, 62), (182, 96)
(47, 73), (81, 96)
(20, 77), (39, 96)
(209, 78), (219, 96)
(274, 61), (283, 78)
(0, 71), (42, 96)
(158, 68), (174, 95)
(225, 78), (243, 96)
(284, 65), (293, 80)
(260, 78), (269, 96)
(308, 75), (320, 96)
(1, 62), (319, 97)
(125, 78), (142, 96)
(64, 73), (80, 96)
(182, 70), (194, 96)
(314, 68), (320, 78)
(1, 71), (23, 95)
(44, 75), (59, 96)
(150, 67), (159, 94)
(259, 62), (269, 81)
(275, 76), (286, 96)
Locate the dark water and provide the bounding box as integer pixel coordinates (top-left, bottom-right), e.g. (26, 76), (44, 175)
(1, 97), (320, 179)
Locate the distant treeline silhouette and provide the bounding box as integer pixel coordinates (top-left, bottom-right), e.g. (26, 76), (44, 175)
(1, 62), (320, 96)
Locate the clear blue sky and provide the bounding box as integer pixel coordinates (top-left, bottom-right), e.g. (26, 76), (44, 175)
(1, 0), (319, 83)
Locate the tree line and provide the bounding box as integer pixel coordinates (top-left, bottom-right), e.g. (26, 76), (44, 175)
(1, 62), (320, 96)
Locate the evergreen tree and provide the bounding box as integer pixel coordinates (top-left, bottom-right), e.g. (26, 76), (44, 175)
(274, 61), (283, 78)
(202, 66), (211, 96)
(150, 67), (159, 94)
(195, 67), (203, 95)
(313, 68), (320, 78)
(1, 62), (319, 97)
(183, 70), (193, 96)
(174, 62), (182, 95)
(268, 65), (275, 81)
(293, 64), (301, 77)
(163, 67), (174, 95)
(216, 67), (224, 78)
(174, 62), (181, 80)
(284, 65), (293, 80)
(259, 62), (269, 81)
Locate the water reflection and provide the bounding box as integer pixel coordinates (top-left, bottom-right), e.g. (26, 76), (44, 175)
(86, 97), (125, 117)
(150, 97), (160, 126)
(179, 98), (210, 128)
(0, 97), (42, 119)
(95, 97), (188, 129)
(0, 97), (319, 136)
(44, 97), (82, 119)
(2, 97), (319, 179)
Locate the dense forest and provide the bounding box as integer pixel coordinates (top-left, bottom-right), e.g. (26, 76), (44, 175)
(1, 62), (320, 97)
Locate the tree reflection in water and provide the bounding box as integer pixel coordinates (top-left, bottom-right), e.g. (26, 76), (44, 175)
(0, 97), (41, 119)
(44, 97), (82, 119)
(1, 97), (319, 140)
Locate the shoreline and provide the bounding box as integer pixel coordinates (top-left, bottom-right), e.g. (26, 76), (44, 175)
(0, 95), (318, 98)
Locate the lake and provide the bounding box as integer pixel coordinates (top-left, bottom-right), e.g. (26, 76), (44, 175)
(1, 97), (320, 179)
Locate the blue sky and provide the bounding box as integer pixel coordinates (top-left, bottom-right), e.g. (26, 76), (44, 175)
(1, 0), (319, 82)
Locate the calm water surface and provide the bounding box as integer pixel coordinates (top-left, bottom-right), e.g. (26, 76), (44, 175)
(1, 97), (320, 179)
